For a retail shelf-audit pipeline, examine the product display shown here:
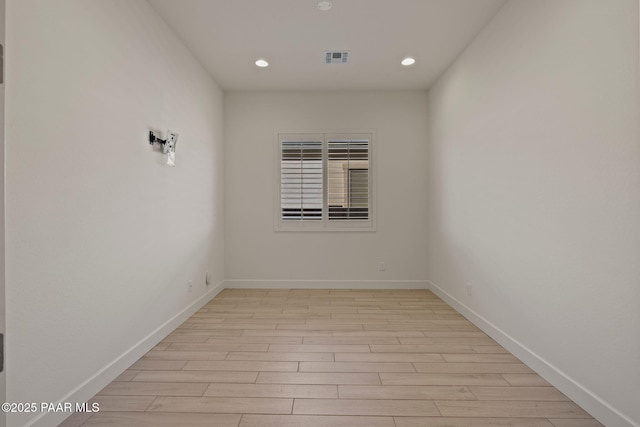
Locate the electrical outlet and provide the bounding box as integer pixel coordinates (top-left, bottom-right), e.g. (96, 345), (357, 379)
(188, 280), (193, 293)
(379, 262), (386, 272)
(466, 282), (472, 296)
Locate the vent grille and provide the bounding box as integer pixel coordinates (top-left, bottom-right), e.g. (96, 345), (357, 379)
(325, 51), (349, 64)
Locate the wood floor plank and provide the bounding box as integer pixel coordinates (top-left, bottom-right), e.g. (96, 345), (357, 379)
(128, 360), (187, 371)
(142, 351), (228, 361)
(204, 384), (337, 398)
(113, 370), (140, 381)
(293, 398), (440, 416)
(257, 372), (381, 385)
(408, 314), (466, 320)
(239, 414), (395, 427)
(222, 317), (307, 324)
(472, 345), (510, 354)
(502, 374), (552, 387)
(548, 419), (605, 427)
(268, 344), (370, 353)
(88, 396), (155, 412)
(159, 335), (210, 343)
(167, 343), (269, 352)
(338, 385), (475, 400)
(226, 351), (333, 362)
(380, 373), (510, 386)
(189, 323), (277, 330)
(330, 314), (411, 320)
(421, 331), (489, 338)
(435, 401), (592, 418)
(133, 370), (258, 383)
(413, 362), (533, 374)
(442, 354), (521, 363)
(335, 352), (444, 363)
(242, 329), (333, 337)
(448, 324), (483, 331)
(394, 417), (554, 427)
(306, 320), (390, 326)
(470, 386), (570, 401)
(370, 344), (475, 353)
(183, 361), (298, 372)
(168, 329), (243, 337)
(358, 308), (442, 314)
(302, 336), (400, 345)
(149, 342), (171, 351)
(331, 331), (424, 337)
(148, 396), (293, 414)
(276, 324), (364, 331)
(399, 337), (497, 345)
(81, 412), (241, 426)
(97, 382), (208, 397)
(205, 336), (303, 344)
(191, 312), (252, 318)
(81, 289), (600, 427)
(299, 307), (359, 314)
(299, 361), (415, 373)
(251, 314), (330, 319)
(362, 324), (452, 332)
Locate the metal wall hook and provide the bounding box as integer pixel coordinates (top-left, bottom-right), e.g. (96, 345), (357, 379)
(149, 130), (166, 147)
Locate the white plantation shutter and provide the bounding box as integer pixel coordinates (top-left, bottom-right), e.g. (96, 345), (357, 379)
(277, 133), (373, 231)
(280, 140), (323, 220)
(327, 139), (369, 220)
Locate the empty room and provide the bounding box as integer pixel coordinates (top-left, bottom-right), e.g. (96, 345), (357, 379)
(3, 0), (639, 426)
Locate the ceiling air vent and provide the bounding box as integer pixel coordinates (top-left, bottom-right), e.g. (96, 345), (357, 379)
(325, 51), (349, 64)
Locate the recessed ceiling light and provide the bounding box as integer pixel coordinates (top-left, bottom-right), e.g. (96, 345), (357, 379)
(255, 59), (269, 68)
(317, 1), (332, 11)
(401, 57), (416, 66)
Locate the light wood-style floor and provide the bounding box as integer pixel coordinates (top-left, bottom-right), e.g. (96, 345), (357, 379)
(61, 289), (603, 427)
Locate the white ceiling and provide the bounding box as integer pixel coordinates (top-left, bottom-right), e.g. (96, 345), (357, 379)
(148, 0), (507, 91)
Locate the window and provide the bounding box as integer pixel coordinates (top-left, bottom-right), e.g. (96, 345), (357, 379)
(276, 133), (374, 231)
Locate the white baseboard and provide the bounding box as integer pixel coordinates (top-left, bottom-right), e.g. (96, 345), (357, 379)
(427, 279), (638, 427)
(224, 279), (429, 289)
(31, 281), (225, 427)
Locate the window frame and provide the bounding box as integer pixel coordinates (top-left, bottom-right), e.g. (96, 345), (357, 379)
(275, 131), (376, 232)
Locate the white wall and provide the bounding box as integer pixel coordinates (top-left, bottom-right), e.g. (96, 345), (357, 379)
(225, 91), (428, 287)
(426, 1), (640, 426)
(5, 1), (225, 426)
(0, 1), (5, 424)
